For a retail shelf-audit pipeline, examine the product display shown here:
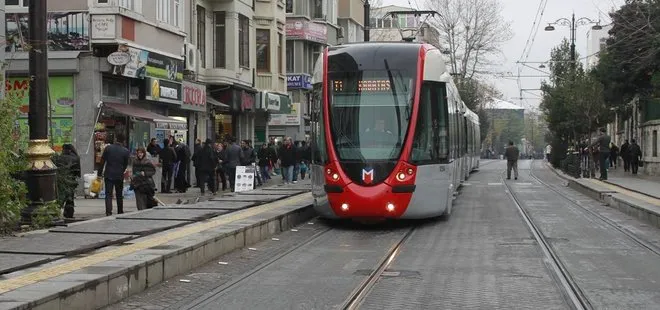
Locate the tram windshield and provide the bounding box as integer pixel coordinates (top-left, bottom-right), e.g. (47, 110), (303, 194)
(328, 69), (415, 161)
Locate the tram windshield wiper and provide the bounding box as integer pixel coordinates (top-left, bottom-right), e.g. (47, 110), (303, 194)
(384, 59), (403, 146)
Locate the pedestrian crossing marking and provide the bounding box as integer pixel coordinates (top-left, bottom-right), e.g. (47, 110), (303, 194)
(0, 192), (312, 294)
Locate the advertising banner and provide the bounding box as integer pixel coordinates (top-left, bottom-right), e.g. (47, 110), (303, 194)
(15, 117), (73, 152)
(109, 44), (149, 79)
(5, 12), (90, 52)
(146, 77), (182, 105)
(287, 74), (312, 89)
(268, 102), (301, 126)
(6, 76), (74, 116)
(285, 19), (327, 44)
(234, 165), (256, 192)
(146, 52), (184, 83)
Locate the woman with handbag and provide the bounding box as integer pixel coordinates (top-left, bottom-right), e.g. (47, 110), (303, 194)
(131, 147), (157, 210)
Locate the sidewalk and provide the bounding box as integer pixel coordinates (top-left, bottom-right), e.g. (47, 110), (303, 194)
(600, 166), (660, 200)
(545, 162), (660, 229)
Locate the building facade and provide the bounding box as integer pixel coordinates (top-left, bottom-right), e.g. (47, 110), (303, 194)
(337, 0), (364, 44)
(369, 5), (438, 44)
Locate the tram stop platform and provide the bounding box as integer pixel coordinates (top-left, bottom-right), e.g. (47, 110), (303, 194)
(0, 180), (314, 310)
(547, 163), (660, 229)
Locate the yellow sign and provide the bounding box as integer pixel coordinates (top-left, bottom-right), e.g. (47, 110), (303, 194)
(151, 79), (160, 99)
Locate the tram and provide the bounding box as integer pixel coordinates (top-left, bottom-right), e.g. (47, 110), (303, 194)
(309, 42), (480, 220)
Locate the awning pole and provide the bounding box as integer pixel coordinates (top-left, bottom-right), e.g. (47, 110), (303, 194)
(86, 101), (104, 154)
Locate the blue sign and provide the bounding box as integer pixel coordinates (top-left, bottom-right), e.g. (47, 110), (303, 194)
(287, 74), (312, 90)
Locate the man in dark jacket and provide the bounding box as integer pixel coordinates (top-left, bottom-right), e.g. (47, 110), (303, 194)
(629, 139), (642, 175)
(504, 140), (520, 180)
(159, 139), (177, 193)
(279, 137), (296, 184)
(98, 134), (130, 216)
(224, 136), (243, 191)
(193, 139), (218, 194)
(620, 139), (630, 172)
(589, 128), (611, 180)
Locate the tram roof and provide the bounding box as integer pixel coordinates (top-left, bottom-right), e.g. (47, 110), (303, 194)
(329, 41), (427, 53)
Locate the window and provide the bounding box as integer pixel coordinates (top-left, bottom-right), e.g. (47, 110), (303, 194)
(311, 45), (322, 73)
(174, 0), (181, 27)
(311, 83), (328, 164)
(286, 0), (293, 13)
(286, 41), (294, 73)
(312, 0), (323, 19)
(410, 81), (449, 164)
(328, 69), (414, 161)
(279, 33), (284, 74)
(238, 14), (250, 68)
(653, 130), (658, 157)
(256, 29), (270, 72)
(119, 0), (136, 11)
(197, 6), (206, 68)
(5, 0), (20, 5)
(157, 0), (170, 23)
(214, 11), (226, 68)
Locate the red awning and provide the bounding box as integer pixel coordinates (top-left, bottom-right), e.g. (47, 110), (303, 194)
(102, 102), (187, 128)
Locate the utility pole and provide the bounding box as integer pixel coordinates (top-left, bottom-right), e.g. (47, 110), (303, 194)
(22, 0), (56, 223)
(545, 13), (601, 70)
(364, 0), (370, 41)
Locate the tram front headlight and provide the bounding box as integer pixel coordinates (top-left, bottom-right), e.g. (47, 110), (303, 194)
(332, 173), (339, 181)
(341, 203), (349, 211)
(386, 203), (395, 212)
(396, 172), (406, 181)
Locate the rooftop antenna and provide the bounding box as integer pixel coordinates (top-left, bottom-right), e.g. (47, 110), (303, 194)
(383, 10), (439, 42)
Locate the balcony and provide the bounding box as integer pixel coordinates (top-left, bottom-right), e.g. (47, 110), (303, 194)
(256, 72), (287, 93)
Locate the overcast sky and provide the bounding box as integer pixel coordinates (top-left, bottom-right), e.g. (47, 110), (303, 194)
(380, 0), (625, 112)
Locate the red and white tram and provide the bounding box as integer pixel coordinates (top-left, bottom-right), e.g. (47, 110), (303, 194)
(309, 42), (480, 220)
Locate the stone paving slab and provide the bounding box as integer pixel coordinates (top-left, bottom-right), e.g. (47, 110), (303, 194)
(50, 219), (189, 236)
(154, 201), (255, 211)
(209, 194), (286, 202)
(238, 189), (305, 195)
(116, 208), (231, 221)
(0, 233), (134, 256)
(0, 254), (62, 275)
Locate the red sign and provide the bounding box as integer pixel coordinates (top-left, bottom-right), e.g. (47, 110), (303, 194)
(182, 81), (206, 112)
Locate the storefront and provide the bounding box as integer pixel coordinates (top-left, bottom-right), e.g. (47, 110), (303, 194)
(181, 80), (208, 146)
(208, 84), (258, 143)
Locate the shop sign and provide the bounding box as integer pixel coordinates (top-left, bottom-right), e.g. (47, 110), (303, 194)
(266, 93), (281, 111)
(155, 122), (188, 130)
(107, 51), (131, 66)
(269, 102), (301, 126)
(146, 52), (184, 83)
(6, 76), (74, 116)
(182, 81), (207, 112)
(286, 19), (327, 44)
(146, 78), (182, 105)
(287, 74), (312, 90)
(91, 14), (116, 39)
(109, 44), (148, 79)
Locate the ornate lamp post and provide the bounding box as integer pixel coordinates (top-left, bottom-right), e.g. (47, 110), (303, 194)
(545, 13), (602, 65)
(22, 0), (57, 223)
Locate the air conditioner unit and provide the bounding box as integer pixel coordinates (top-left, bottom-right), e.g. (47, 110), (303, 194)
(185, 43), (197, 71)
(337, 26), (344, 39)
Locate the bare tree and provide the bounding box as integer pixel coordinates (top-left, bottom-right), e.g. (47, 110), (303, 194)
(425, 0), (513, 80)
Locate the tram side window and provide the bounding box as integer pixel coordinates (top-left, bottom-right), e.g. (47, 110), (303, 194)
(410, 81), (448, 164)
(310, 83), (328, 164)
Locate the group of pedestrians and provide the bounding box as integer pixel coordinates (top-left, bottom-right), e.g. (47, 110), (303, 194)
(579, 129), (643, 180)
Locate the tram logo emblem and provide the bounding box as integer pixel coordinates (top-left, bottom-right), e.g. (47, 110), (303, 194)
(362, 168), (374, 184)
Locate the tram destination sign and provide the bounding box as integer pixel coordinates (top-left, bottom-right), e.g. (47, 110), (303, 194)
(332, 80), (392, 92)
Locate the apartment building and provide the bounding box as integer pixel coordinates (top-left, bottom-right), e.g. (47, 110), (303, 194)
(278, 0), (339, 141)
(369, 5), (438, 44)
(337, 0), (364, 44)
(4, 0), (197, 178)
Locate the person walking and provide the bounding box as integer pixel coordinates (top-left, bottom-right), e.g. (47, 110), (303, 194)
(545, 144), (552, 163)
(194, 139), (218, 195)
(629, 139), (642, 175)
(279, 137), (296, 184)
(257, 143), (272, 183)
(98, 134), (130, 216)
(620, 139), (630, 172)
(589, 128), (611, 180)
(159, 139), (177, 193)
(610, 142), (619, 169)
(224, 137), (243, 191)
(504, 140), (520, 180)
(131, 147), (156, 210)
(58, 144), (81, 218)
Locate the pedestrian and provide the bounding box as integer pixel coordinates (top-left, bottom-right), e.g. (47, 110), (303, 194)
(224, 136), (243, 191)
(146, 138), (161, 157)
(610, 142), (619, 169)
(159, 138), (177, 193)
(545, 144), (552, 163)
(589, 128), (611, 180)
(98, 134), (130, 216)
(174, 139), (191, 193)
(279, 137), (296, 184)
(629, 139), (642, 175)
(131, 147), (156, 210)
(215, 142), (228, 192)
(258, 143), (272, 183)
(620, 139), (630, 172)
(504, 140), (520, 180)
(194, 139), (218, 195)
(58, 144), (81, 218)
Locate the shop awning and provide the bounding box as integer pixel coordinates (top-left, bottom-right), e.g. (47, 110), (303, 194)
(207, 96), (230, 109)
(102, 102), (187, 129)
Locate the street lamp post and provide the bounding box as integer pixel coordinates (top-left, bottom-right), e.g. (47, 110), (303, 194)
(364, 0), (370, 41)
(544, 13), (602, 66)
(22, 0), (56, 223)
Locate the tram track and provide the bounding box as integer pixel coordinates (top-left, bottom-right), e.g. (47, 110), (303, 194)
(528, 160), (660, 258)
(501, 172), (593, 310)
(340, 228), (415, 310)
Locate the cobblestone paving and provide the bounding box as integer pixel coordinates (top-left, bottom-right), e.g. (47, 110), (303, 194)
(360, 162), (569, 310)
